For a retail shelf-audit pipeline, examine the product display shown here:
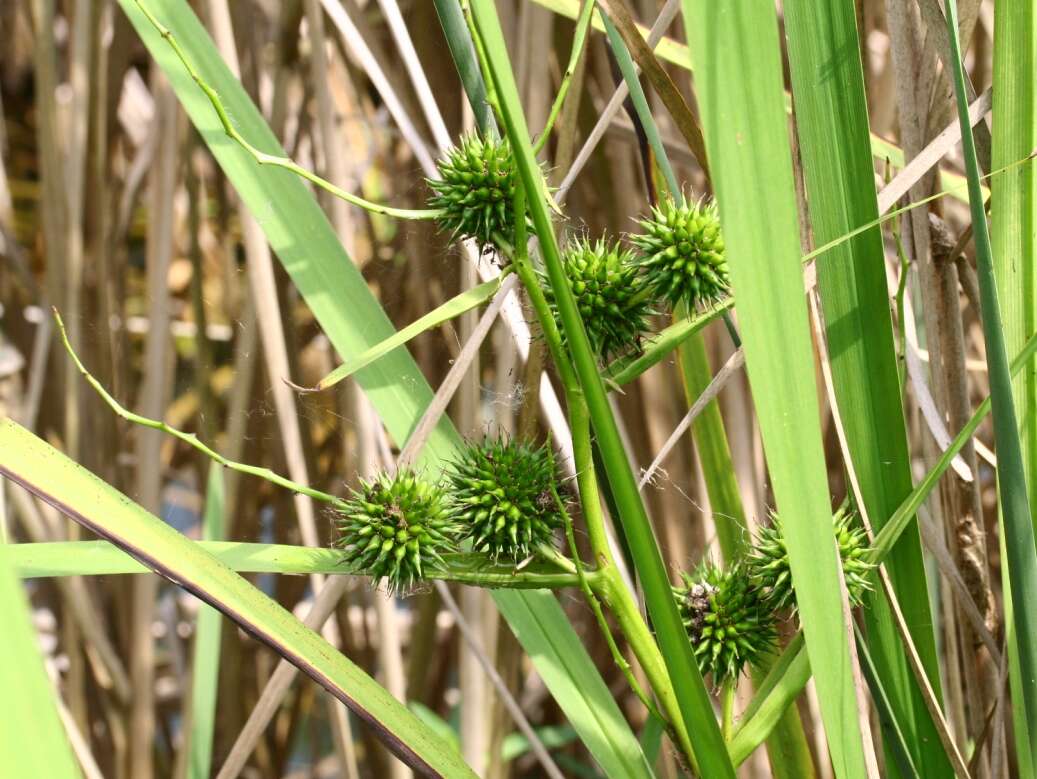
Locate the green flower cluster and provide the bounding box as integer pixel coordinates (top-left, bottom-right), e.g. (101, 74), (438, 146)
(335, 438), (565, 592)
(336, 471), (458, 594)
(632, 198), (729, 309)
(428, 135), (732, 361)
(674, 562), (776, 684)
(674, 509), (876, 684)
(546, 198), (730, 363)
(543, 238), (653, 361)
(447, 438), (564, 561)
(748, 508), (875, 614)
(427, 134), (525, 251)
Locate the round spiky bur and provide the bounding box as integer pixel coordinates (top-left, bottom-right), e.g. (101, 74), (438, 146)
(336, 471), (458, 594)
(447, 438), (564, 561)
(748, 508), (875, 614)
(631, 197), (729, 309)
(542, 238), (652, 361)
(673, 562), (776, 683)
(427, 134), (520, 250)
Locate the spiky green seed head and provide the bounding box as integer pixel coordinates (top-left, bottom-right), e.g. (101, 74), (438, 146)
(541, 238), (652, 361)
(336, 471), (458, 594)
(447, 438), (564, 561)
(427, 134), (521, 250)
(631, 197), (729, 309)
(673, 562), (776, 684)
(748, 508), (875, 614)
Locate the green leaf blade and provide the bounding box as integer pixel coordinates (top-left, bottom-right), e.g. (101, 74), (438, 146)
(781, 2), (948, 775)
(0, 541), (79, 778)
(680, 1), (868, 775)
(945, 0), (1037, 766)
(185, 464), (225, 779)
(0, 419), (476, 778)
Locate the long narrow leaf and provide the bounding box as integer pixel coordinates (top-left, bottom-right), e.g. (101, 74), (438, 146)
(0, 540), (79, 777)
(494, 591), (657, 779)
(0, 419), (476, 778)
(11, 542), (584, 591)
(944, 0), (1037, 765)
(781, 2), (948, 774)
(432, 0), (495, 136)
(184, 465), (225, 779)
(309, 275), (505, 391)
(990, 4), (1037, 773)
(679, 1), (868, 775)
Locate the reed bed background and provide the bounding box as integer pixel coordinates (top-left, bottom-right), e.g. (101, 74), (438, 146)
(0, 1), (1033, 778)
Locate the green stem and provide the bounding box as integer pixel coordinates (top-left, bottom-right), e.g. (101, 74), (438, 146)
(472, 2), (732, 767)
(435, 555), (590, 589)
(569, 403), (698, 771)
(532, 0), (595, 156)
(510, 159), (700, 769)
(54, 309), (350, 511)
(130, 0), (442, 221)
(722, 682), (736, 741)
(555, 485), (660, 718)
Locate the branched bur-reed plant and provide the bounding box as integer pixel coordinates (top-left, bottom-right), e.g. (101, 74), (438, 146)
(55, 6), (882, 768)
(58, 1), (1037, 775)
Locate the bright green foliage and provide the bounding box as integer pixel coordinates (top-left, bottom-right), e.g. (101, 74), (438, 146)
(544, 238), (651, 360)
(750, 509), (874, 614)
(632, 197), (729, 309)
(674, 562), (776, 684)
(448, 438), (564, 561)
(427, 134), (522, 249)
(337, 471), (458, 593)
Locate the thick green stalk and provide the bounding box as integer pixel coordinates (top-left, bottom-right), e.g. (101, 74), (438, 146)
(569, 402), (697, 769)
(469, 3), (735, 775)
(781, 1), (947, 775)
(945, 1), (1037, 764)
(509, 158), (699, 770)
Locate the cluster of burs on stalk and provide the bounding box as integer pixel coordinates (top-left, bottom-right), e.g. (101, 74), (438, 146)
(337, 134), (875, 687)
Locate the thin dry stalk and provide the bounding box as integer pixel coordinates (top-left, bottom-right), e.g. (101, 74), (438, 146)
(128, 70), (179, 779)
